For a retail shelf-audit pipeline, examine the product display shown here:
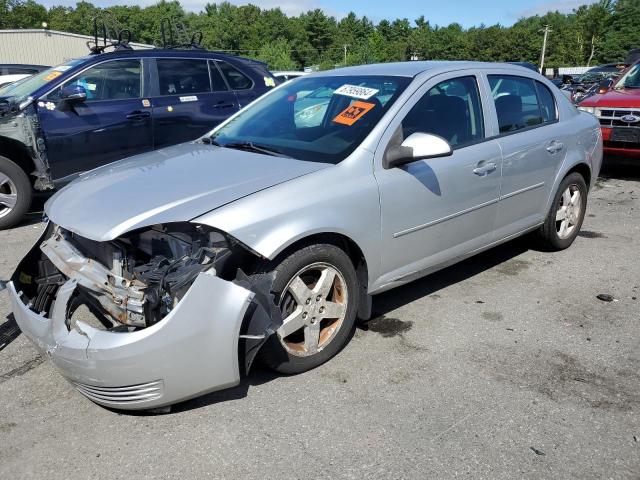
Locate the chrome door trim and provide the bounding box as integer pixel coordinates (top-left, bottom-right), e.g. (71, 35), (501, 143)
(499, 182), (545, 200)
(393, 197), (500, 238)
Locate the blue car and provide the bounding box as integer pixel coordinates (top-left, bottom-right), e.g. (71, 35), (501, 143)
(0, 48), (277, 228)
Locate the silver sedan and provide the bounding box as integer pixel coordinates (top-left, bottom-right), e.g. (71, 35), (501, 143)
(7, 61), (602, 410)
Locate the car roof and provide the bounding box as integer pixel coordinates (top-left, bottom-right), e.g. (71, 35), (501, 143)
(312, 61), (535, 78)
(75, 48), (268, 66)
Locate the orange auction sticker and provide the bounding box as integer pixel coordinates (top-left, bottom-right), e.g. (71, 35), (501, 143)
(43, 71), (62, 82)
(333, 101), (376, 126)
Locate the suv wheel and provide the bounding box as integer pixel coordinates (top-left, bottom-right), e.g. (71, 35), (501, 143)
(0, 155), (32, 229)
(258, 244), (359, 375)
(536, 172), (587, 250)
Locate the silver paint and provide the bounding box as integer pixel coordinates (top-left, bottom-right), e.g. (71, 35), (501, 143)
(12, 61), (603, 409)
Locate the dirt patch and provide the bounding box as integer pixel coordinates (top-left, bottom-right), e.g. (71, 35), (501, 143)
(472, 346), (640, 412)
(482, 311), (504, 322)
(495, 259), (531, 276)
(578, 230), (607, 239)
(364, 316), (413, 338)
(0, 422), (17, 433)
(594, 177), (609, 190)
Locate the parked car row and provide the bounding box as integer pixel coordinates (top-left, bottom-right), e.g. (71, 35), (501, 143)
(562, 63), (629, 104)
(5, 60), (602, 410)
(578, 60), (640, 159)
(0, 48), (277, 228)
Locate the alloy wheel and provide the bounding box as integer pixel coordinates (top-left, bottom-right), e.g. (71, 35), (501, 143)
(277, 262), (348, 357)
(0, 172), (17, 219)
(555, 184), (582, 239)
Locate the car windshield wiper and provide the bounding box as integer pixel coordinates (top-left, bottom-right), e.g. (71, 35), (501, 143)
(220, 141), (292, 158)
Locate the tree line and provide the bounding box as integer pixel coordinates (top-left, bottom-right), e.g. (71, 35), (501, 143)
(1, 0), (639, 70)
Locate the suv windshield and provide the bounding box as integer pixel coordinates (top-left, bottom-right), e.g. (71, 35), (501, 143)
(615, 64), (640, 89)
(209, 75), (411, 164)
(0, 59), (85, 101)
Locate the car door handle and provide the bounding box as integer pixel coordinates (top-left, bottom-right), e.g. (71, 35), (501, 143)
(214, 102), (235, 110)
(473, 162), (498, 176)
(546, 141), (564, 154)
(126, 111), (151, 120)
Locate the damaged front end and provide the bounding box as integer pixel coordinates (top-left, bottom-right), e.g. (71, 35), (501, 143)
(9, 222), (281, 409)
(0, 99), (53, 190)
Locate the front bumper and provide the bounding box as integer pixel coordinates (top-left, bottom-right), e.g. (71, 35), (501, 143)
(602, 127), (640, 158)
(9, 271), (254, 410)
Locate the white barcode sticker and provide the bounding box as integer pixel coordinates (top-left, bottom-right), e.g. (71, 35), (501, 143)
(179, 95), (198, 103)
(333, 84), (379, 100)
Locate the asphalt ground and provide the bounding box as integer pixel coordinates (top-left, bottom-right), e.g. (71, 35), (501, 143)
(0, 163), (639, 479)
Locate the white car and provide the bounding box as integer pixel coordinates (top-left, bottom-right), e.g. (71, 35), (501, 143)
(272, 70), (308, 83)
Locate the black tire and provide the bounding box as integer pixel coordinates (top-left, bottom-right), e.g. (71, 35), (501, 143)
(536, 172), (587, 251)
(258, 243), (359, 375)
(0, 155), (32, 230)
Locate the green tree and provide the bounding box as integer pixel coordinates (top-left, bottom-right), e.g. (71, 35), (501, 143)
(600, 0), (640, 62)
(257, 38), (296, 70)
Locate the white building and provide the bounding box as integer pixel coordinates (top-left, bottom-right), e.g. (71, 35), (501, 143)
(0, 29), (153, 66)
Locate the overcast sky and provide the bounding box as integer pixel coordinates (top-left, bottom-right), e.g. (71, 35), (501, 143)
(35, 0), (600, 27)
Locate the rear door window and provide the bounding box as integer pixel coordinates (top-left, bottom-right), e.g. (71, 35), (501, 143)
(488, 75), (545, 133)
(217, 62), (253, 90)
(157, 58), (211, 96)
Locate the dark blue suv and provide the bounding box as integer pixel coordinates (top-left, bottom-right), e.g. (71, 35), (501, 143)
(0, 49), (277, 228)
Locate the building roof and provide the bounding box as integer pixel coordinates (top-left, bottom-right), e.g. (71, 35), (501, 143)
(0, 29), (153, 49)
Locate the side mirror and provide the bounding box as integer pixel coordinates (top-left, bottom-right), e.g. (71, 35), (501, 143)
(59, 84), (87, 104)
(384, 132), (453, 169)
(598, 78), (613, 94)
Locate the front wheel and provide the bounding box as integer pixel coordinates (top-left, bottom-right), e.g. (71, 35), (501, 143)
(258, 244), (359, 375)
(536, 172), (587, 251)
(0, 155), (32, 230)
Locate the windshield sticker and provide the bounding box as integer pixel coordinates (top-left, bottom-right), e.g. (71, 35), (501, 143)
(333, 101), (376, 126)
(334, 84), (379, 100)
(43, 71), (63, 82)
(264, 76), (276, 87)
(54, 65), (73, 72)
(179, 95), (198, 103)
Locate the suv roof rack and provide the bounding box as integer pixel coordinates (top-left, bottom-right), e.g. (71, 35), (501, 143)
(160, 18), (204, 50)
(87, 14), (133, 55)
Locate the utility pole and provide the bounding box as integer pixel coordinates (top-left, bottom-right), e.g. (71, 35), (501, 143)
(343, 44), (349, 65)
(539, 24), (552, 75)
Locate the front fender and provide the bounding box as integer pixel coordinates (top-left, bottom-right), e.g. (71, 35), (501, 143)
(193, 152), (382, 288)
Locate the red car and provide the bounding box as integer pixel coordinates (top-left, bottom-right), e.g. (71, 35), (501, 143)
(578, 61), (640, 158)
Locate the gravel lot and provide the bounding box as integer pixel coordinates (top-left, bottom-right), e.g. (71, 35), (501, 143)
(1, 164), (639, 480)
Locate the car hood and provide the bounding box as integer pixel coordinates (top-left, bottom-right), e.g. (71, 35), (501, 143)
(46, 142), (331, 242)
(582, 88), (640, 108)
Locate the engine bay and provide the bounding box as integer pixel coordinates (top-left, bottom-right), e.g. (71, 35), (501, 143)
(20, 223), (256, 330)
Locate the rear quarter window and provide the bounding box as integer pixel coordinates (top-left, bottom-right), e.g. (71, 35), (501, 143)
(535, 81), (557, 123)
(217, 62), (253, 90)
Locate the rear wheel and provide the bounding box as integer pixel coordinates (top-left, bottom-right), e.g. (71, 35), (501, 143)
(0, 155), (32, 229)
(536, 172), (587, 251)
(258, 244), (359, 374)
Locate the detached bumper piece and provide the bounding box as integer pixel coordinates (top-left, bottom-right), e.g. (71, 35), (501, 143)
(9, 271), (255, 410)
